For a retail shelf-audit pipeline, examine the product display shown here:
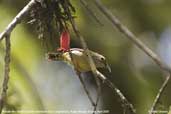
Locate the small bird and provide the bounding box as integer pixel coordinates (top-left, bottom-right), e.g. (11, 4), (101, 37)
(47, 30), (111, 73)
(47, 48), (111, 73)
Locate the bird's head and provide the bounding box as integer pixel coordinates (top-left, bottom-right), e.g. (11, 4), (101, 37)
(91, 52), (111, 73)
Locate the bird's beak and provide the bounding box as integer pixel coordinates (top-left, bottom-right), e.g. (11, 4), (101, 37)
(105, 62), (111, 73)
(46, 52), (63, 61)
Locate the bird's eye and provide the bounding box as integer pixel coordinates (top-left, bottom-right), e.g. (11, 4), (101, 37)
(100, 57), (105, 61)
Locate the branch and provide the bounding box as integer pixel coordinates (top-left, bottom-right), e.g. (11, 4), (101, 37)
(80, 0), (103, 26)
(149, 73), (170, 114)
(93, 78), (101, 114)
(0, 0), (37, 42)
(0, 34), (11, 113)
(76, 71), (96, 107)
(96, 71), (136, 114)
(93, 0), (171, 73)
(0, 0), (37, 112)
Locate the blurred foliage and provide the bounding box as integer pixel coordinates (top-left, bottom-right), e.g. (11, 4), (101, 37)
(0, 0), (171, 114)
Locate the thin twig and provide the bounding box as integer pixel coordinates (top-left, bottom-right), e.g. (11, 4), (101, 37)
(149, 72), (170, 114)
(93, 78), (101, 114)
(76, 71), (96, 107)
(96, 70), (136, 114)
(80, 0), (103, 26)
(93, 0), (171, 73)
(0, 34), (11, 114)
(0, 0), (37, 41)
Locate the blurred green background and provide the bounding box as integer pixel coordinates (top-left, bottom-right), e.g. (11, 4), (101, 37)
(1, 0), (171, 114)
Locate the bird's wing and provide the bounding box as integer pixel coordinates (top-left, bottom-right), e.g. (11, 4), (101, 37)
(70, 48), (102, 57)
(70, 48), (84, 52)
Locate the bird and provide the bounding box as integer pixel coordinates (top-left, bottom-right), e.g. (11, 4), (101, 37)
(47, 30), (111, 73)
(47, 48), (111, 73)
